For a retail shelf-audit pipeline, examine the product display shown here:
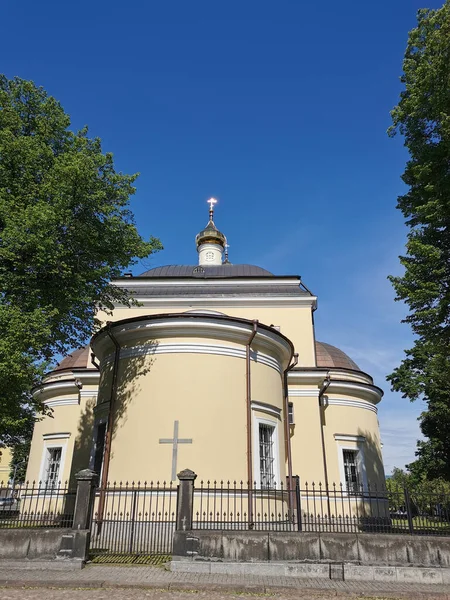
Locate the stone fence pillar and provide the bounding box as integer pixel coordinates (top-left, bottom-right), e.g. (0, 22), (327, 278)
(176, 468), (197, 531)
(72, 469), (99, 531)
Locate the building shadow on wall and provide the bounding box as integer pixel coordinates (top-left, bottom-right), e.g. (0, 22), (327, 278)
(110, 340), (159, 458)
(357, 426), (386, 488)
(69, 397), (96, 485)
(69, 339), (159, 480)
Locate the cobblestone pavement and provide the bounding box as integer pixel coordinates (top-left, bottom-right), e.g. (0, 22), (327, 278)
(0, 586), (449, 600)
(1, 565), (450, 599)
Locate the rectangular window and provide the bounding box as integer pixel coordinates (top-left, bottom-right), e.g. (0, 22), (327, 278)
(259, 424), (275, 488)
(93, 423), (107, 477)
(45, 447), (62, 488)
(288, 402), (294, 425)
(343, 449), (360, 493)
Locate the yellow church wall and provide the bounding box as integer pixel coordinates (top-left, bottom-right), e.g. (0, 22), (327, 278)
(322, 402), (384, 487)
(96, 304), (315, 366)
(289, 395), (327, 484)
(105, 347), (288, 484)
(107, 352), (248, 483)
(251, 362), (284, 410)
(91, 312), (293, 485)
(0, 447), (13, 484)
(25, 396), (97, 486)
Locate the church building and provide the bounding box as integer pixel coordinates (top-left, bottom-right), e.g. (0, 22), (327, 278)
(26, 201), (385, 492)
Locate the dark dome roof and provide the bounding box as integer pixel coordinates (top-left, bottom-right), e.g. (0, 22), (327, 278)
(54, 346), (91, 371)
(138, 264), (274, 278)
(315, 341), (360, 370)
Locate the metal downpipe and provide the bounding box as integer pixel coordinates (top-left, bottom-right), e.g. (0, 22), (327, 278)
(319, 374), (331, 515)
(246, 320), (258, 529)
(284, 353), (298, 511)
(96, 324), (121, 531)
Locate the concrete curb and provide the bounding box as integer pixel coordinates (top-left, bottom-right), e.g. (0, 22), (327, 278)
(170, 560), (450, 584)
(0, 559), (84, 571)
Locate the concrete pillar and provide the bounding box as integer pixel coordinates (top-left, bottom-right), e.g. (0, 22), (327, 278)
(176, 468), (197, 531)
(72, 469), (99, 531)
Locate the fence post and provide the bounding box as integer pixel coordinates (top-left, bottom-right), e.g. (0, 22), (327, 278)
(72, 469), (99, 531)
(129, 489), (138, 553)
(295, 475), (302, 531)
(404, 486), (415, 535)
(176, 468), (197, 531)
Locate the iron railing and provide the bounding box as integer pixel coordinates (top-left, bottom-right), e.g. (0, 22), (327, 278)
(90, 481), (176, 556)
(193, 479), (297, 530)
(192, 479), (450, 536)
(0, 481), (76, 528)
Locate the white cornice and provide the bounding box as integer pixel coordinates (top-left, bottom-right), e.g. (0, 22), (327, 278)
(44, 370), (100, 385)
(33, 380), (81, 402)
(327, 380), (382, 404)
(327, 398), (378, 414)
(334, 434), (367, 443)
(104, 342), (282, 373)
(43, 432), (71, 440)
(73, 371), (100, 384)
(288, 388), (320, 398)
(288, 370), (373, 386)
(287, 386), (378, 413)
(43, 397), (79, 407)
(251, 401), (282, 419)
(128, 296), (317, 309)
(80, 390), (98, 399)
(112, 278), (301, 287)
(92, 315), (293, 370)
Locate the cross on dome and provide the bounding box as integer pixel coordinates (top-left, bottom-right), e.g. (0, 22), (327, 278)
(207, 197), (217, 220)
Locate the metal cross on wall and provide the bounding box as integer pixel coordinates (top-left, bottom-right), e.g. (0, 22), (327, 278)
(159, 420), (193, 482)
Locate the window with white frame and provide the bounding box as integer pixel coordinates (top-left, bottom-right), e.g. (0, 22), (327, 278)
(259, 423), (275, 488)
(343, 449), (360, 493)
(44, 447), (62, 488)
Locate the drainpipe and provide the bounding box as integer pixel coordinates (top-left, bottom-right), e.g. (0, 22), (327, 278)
(96, 323), (121, 530)
(246, 320), (258, 528)
(319, 374), (331, 515)
(284, 353), (298, 510)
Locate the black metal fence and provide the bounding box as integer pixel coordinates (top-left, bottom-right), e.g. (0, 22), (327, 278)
(193, 480), (296, 531)
(0, 481), (76, 528)
(90, 481), (176, 557)
(192, 479), (450, 536)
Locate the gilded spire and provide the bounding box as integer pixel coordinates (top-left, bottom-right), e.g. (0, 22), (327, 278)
(196, 198), (226, 266)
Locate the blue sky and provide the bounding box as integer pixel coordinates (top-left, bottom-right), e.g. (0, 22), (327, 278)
(2, 0), (442, 474)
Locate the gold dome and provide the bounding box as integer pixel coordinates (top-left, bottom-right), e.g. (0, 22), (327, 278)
(195, 219), (226, 248)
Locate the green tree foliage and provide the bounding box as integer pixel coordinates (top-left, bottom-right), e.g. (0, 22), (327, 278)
(0, 76), (162, 444)
(388, 3), (450, 479)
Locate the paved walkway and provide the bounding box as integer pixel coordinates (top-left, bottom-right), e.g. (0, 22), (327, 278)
(1, 563), (450, 598)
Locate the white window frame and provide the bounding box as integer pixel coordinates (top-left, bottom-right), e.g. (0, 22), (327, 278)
(335, 437), (368, 493)
(38, 436), (69, 488)
(252, 415), (281, 488)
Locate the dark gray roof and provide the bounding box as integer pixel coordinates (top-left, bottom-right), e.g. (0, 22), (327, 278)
(138, 265), (274, 278)
(126, 284), (308, 297)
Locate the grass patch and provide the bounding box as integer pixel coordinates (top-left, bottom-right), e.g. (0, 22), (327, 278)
(90, 552), (170, 566)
